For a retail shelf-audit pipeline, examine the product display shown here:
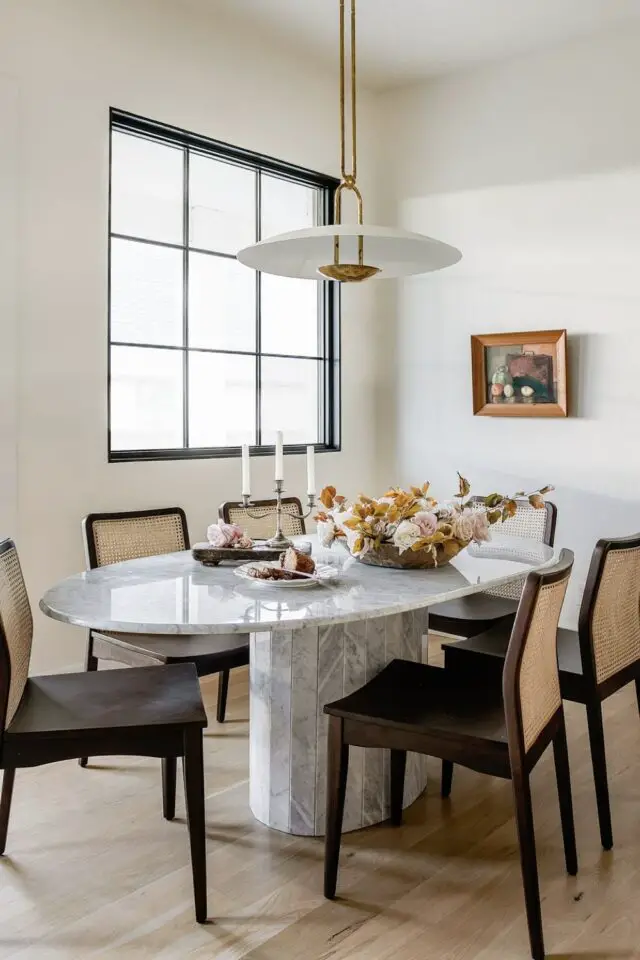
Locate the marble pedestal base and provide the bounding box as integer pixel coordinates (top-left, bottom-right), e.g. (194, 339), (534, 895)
(249, 610), (428, 836)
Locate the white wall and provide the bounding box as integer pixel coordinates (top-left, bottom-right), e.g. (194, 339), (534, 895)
(0, 76), (18, 542)
(0, 0), (381, 671)
(378, 27), (640, 624)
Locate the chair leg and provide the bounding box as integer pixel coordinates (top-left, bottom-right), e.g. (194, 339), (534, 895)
(635, 677), (640, 717)
(553, 717), (578, 876)
(216, 670), (230, 724)
(0, 769), (16, 855)
(79, 634), (98, 768)
(512, 769), (545, 960)
(441, 760), (454, 799)
(390, 749), (407, 825)
(183, 729), (207, 923)
(586, 700), (613, 850)
(162, 757), (177, 822)
(324, 715), (349, 900)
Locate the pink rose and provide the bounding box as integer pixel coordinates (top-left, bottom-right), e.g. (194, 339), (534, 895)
(206, 521), (245, 547)
(414, 511), (438, 537)
(471, 510), (491, 542)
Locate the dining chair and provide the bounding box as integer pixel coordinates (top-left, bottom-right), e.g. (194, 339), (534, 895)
(219, 498), (306, 541)
(324, 549), (576, 960)
(443, 533), (640, 851)
(428, 498), (557, 639)
(80, 507), (249, 819)
(0, 538), (208, 922)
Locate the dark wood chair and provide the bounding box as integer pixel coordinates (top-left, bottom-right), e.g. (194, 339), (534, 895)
(0, 538), (208, 922)
(428, 499), (557, 638)
(324, 550), (576, 960)
(80, 507), (249, 819)
(443, 533), (640, 851)
(219, 498), (306, 541)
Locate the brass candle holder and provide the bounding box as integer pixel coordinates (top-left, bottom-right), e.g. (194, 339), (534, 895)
(242, 480), (316, 550)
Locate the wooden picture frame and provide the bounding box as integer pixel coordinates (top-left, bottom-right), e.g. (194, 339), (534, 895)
(471, 330), (568, 417)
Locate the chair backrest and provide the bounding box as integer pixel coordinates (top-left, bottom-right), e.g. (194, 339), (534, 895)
(476, 498), (557, 601)
(82, 508), (189, 569)
(503, 548), (573, 756)
(0, 539), (34, 730)
(219, 499), (306, 540)
(578, 534), (640, 688)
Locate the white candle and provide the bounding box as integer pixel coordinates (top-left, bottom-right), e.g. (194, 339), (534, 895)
(306, 445), (315, 496)
(274, 431), (284, 481)
(241, 444), (251, 497)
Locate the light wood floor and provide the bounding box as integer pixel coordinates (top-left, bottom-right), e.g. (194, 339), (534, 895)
(1, 640), (639, 959)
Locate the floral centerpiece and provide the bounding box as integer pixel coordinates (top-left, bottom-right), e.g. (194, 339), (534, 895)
(315, 475), (552, 569)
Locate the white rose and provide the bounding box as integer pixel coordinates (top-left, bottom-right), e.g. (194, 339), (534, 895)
(393, 519), (422, 553)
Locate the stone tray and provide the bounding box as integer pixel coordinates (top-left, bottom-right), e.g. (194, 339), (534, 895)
(192, 542), (285, 567)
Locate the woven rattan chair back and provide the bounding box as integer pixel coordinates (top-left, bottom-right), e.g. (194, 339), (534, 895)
(0, 540), (34, 729)
(472, 498), (557, 601)
(503, 549), (573, 754)
(219, 499), (305, 540)
(83, 508), (189, 570)
(578, 534), (640, 687)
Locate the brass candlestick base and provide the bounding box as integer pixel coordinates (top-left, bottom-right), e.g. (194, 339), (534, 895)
(242, 481), (316, 550)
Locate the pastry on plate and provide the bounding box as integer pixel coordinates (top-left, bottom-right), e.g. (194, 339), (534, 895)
(280, 547), (316, 575)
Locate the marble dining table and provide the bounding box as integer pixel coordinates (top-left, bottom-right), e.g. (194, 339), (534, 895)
(40, 535), (555, 838)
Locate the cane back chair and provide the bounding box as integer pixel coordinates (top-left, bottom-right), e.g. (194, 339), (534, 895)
(0, 538), (208, 922)
(444, 533), (640, 850)
(219, 498), (306, 541)
(80, 507), (249, 819)
(429, 498), (557, 639)
(324, 550), (576, 960)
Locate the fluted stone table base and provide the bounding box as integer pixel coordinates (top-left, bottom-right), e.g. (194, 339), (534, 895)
(249, 610), (428, 836)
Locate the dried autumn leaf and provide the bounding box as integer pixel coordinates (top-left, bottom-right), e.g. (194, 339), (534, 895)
(353, 535), (364, 554)
(539, 485), (554, 495)
(528, 494), (545, 509)
(456, 473), (471, 498)
(487, 509), (502, 525)
(483, 493), (503, 508)
(314, 511), (329, 522)
(319, 486), (336, 509)
(334, 495), (346, 505)
(502, 500), (517, 520)
(422, 482), (430, 495)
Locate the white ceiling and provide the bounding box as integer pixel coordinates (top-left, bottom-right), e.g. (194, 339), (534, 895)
(188, 0), (640, 88)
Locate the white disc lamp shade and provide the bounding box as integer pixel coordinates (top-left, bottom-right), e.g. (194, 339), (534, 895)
(237, 224), (462, 281)
(237, 1), (461, 283)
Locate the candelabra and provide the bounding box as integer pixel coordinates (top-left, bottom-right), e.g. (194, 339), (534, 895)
(242, 480), (316, 549)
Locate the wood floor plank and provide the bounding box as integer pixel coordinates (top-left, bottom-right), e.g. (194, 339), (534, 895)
(0, 644), (638, 959)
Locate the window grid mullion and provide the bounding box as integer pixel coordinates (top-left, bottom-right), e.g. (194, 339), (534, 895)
(255, 169), (262, 448)
(182, 147), (190, 449)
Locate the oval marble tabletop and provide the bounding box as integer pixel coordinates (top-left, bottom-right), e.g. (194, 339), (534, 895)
(40, 533), (557, 837)
(40, 535), (556, 636)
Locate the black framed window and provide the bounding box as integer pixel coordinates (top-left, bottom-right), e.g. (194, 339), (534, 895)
(108, 109), (340, 462)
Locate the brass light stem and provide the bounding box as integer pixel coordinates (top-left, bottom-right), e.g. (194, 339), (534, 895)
(318, 0), (380, 282)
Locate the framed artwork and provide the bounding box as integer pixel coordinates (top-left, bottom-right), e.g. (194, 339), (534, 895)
(471, 330), (568, 417)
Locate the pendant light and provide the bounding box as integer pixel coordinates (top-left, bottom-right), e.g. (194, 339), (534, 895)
(237, 0), (461, 282)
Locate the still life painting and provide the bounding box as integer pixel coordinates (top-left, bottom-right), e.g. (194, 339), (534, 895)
(471, 330), (568, 417)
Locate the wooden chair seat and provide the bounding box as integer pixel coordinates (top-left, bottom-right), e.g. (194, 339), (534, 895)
(428, 595), (518, 638)
(326, 661), (509, 772)
(444, 625), (585, 701)
(92, 631), (250, 677)
(4, 663), (206, 746)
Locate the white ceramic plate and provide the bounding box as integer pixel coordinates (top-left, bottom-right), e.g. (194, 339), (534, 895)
(234, 561), (338, 588)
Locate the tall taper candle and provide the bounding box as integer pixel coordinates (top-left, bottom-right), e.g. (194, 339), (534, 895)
(306, 445), (315, 496)
(274, 431), (284, 481)
(241, 444), (251, 497)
